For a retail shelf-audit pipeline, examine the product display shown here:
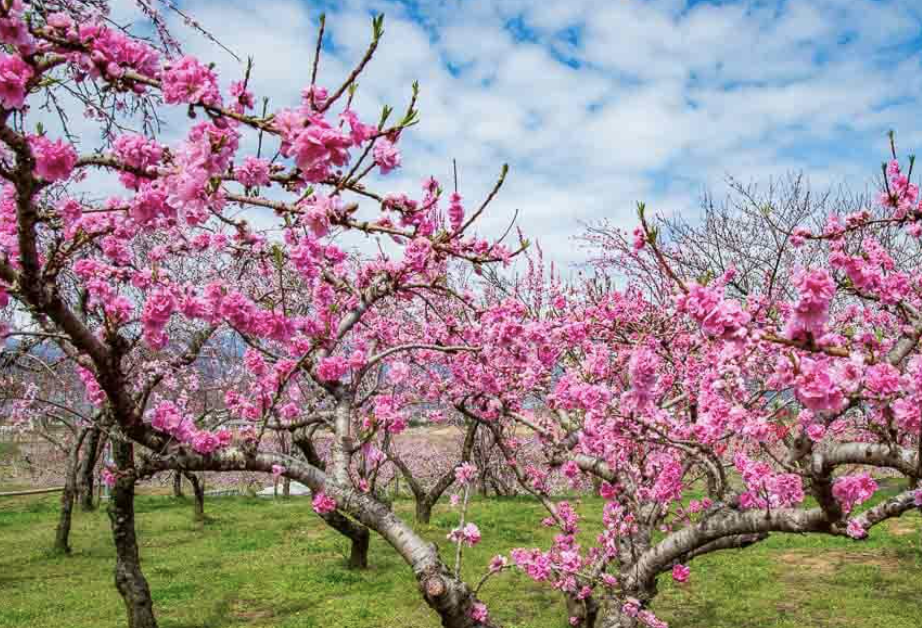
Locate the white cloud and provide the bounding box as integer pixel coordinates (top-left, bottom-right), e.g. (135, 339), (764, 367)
(69, 0), (922, 267)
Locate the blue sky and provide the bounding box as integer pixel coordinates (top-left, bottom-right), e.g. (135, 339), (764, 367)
(105, 0), (922, 266)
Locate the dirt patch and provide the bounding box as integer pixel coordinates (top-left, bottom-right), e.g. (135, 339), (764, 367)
(776, 550), (899, 578)
(230, 600), (275, 622)
(887, 516), (920, 537)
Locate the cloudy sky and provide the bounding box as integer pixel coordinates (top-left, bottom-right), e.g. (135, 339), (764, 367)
(105, 0), (922, 268)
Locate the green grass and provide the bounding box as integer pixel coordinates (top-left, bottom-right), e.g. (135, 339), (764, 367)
(0, 441), (18, 460)
(0, 490), (920, 628)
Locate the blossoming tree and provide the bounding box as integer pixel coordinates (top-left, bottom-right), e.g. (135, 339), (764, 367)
(0, 2), (525, 627)
(449, 174), (922, 626)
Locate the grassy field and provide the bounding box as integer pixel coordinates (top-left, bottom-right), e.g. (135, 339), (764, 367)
(0, 488), (920, 628)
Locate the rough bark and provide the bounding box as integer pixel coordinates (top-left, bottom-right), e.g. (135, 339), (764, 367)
(599, 604), (641, 628)
(108, 440), (158, 628)
(415, 499), (435, 525)
(77, 427), (103, 512)
(294, 429), (373, 568)
(54, 429), (87, 554)
(171, 472), (183, 498)
(320, 510), (370, 569)
(566, 592), (601, 628)
(184, 472), (205, 523)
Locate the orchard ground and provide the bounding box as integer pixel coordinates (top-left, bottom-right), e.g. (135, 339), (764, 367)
(0, 485), (920, 628)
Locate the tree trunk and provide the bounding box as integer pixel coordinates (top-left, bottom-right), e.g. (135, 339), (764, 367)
(77, 427), (103, 512)
(320, 510), (371, 570)
(283, 477), (291, 499)
(416, 499), (434, 525)
(54, 431), (86, 554)
(566, 593), (601, 628)
(184, 472), (205, 523)
(108, 440), (158, 628)
(172, 472), (183, 498)
(348, 527), (370, 570)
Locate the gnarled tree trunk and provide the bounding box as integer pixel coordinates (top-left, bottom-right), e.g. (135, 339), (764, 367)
(77, 427), (104, 512)
(415, 498), (435, 525)
(184, 472), (205, 523)
(108, 439), (158, 628)
(320, 510), (371, 569)
(566, 592), (601, 628)
(54, 428), (88, 554)
(171, 472), (183, 498)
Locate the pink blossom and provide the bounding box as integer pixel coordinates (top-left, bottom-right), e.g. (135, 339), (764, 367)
(162, 56), (222, 107)
(113, 134), (163, 189)
(832, 473), (877, 514)
(340, 109), (376, 145)
(469, 603), (489, 624)
(141, 289), (177, 347)
(0, 53), (32, 110)
(678, 283), (749, 343)
(312, 492), (337, 514)
(29, 135), (77, 182)
(101, 467), (117, 489)
(388, 361), (410, 384)
(289, 120), (351, 183)
(671, 564), (690, 583)
(789, 226), (812, 247)
(448, 522), (482, 546)
(846, 519), (867, 539)
(488, 555), (507, 573)
(0, 12), (29, 46)
(271, 464), (286, 477)
(77, 366), (107, 406)
(786, 268), (835, 340)
(455, 462), (478, 486)
(235, 156), (271, 187)
(448, 192), (465, 232)
(632, 227), (646, 251)
(229, 80), (254, 111)
(373, 139), (401, 174)
(795, 358), (846, 413)
(864, 363), (900, 398)
(805, 423), (826, 442)
(191, 431), (222, 455)
(316, 355), (349, 382)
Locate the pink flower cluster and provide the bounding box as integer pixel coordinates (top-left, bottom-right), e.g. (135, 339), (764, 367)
(141, 288), (177, 349)
(29, 135), (77, 183)
(113, 134), (163, 189)
(454, 462), (478, 485)
(149, 400), (232, 455)
(235, 156), (271, 187)
(671, 564), (690, 583)
(469, 603), (489, 624)
(448, 522), (482, 547)
(677, 283), (750, 344)
(77, 366), (107, 406)
(101, 467), (118, 489)
(162, 56), (222, 107)
(794, 357), (847, 413)
(785, 268), (835, 340)
(0, 53), (31, 109)
(316, 355), (349, 383)
(832, 474), (877, 514)
(312, 492), (337, 515)
(373, 138), (401, 174)
(734, 453), (805, 509)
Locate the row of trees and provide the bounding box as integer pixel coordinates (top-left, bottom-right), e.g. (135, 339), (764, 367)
(1, 2), (920, 627)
